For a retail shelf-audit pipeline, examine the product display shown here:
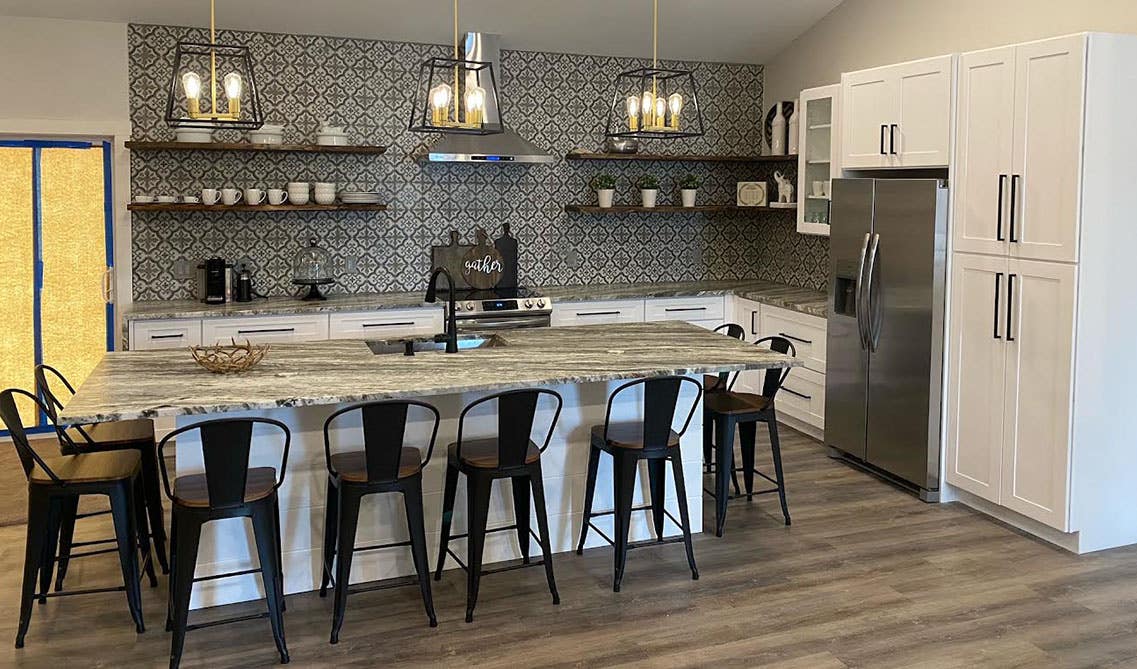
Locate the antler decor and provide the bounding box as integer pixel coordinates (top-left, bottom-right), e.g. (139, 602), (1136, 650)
(190, 339), (269, 374)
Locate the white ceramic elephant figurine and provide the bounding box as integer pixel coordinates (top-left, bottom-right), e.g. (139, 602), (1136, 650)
(773, 171), (794, 204)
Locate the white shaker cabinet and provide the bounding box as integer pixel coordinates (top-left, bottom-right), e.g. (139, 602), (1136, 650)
(841, 54), (953, 169)
(797, 84), (840, 236)
(201, 314), (330, 345)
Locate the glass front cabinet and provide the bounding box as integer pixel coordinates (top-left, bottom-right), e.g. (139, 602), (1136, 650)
(796, 84), (841, 236)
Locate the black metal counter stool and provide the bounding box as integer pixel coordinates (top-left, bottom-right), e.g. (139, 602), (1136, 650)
(36, 364), (170, 579)
(320, 400), (440, 643)
(435, 389), (563, 623)
(577, 376), (701, 592)
(703, 324), (746, 490)
(158, 417), (291, 669)
(704, 336), (796, 537)
(1, 389), (154, 649)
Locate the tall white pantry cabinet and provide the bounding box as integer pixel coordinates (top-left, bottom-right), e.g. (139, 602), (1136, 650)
(945, 33), (1137, 552)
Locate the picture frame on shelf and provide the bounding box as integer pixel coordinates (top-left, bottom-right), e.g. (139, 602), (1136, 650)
(736, 181), (768, 207)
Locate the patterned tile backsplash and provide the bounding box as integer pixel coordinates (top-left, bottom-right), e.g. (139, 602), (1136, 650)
(128, 24), (828, 301)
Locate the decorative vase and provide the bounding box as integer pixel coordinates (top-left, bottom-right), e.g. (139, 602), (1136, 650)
(787, 100), (799, 155)
(681, 189), (697, 207)
(771, 102), (787, 156)
(597, 189), (615, 208)
(641, 189), (658, 208)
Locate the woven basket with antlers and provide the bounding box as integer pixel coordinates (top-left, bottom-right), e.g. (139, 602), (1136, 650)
(190, 339), (269, 374)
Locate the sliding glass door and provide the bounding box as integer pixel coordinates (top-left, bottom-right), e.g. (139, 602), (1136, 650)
(0, 140), (114, 430)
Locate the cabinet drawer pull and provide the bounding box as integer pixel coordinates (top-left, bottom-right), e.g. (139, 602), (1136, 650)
(996, 174), (1006, 242)
(150, 333), (185, 340)
(782, 387), (812, 401)
(664, 307), (707, 313)
(778, 332), (812, 345)
(880, 125), (887, 155)
(1006, 273), (1016, 342)
(236, 327), (295, 335)
(361, 321), (416, 328)
(750, 310), (758, 336)
(889, 124), (898, 155)
(1009, 174), (1020, 243)
(993, 272), (1003, 339)
(576, 310), (621, 317)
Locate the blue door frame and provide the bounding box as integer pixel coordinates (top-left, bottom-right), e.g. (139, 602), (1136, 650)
(0, 139), (116, 435)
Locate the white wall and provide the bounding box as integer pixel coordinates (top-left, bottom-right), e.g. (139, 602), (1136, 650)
(764, 0), (1137, 103)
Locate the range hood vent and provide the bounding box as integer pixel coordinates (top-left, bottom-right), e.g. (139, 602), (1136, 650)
(420, 33), (554, 164)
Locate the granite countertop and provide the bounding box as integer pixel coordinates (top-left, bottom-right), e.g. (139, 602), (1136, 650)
(123, 280), (827, 321)
(61, 322), (799, 424)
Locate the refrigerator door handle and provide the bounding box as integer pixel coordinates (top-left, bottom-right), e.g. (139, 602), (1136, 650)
(855, 232), (872, 349)
(866, 233), (882, 352)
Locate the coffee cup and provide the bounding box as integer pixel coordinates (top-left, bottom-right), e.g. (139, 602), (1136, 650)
(157, 195), (177, 204)
(133, 195), (156, 204)
(812, 181), (825, 197)
(201, 189), (221, 205)
(244, 188), (267, 205)
(220, 188), (243, 206)
(267, 189), (289, 206)
(182, 195), (201, 204)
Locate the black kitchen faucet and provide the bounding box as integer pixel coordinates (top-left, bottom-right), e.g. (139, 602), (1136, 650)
(425, 267), (459, 353)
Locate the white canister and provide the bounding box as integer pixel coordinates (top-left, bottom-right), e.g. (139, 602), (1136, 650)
(641, 189), (659, 208)
(681, 189), (697, 207)
(597, 189), (615, 208)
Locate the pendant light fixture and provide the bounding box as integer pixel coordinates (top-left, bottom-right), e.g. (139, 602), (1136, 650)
(409, 0), (504, 135)
(165, 0), (263, 130)
(605, 0), (704, 140)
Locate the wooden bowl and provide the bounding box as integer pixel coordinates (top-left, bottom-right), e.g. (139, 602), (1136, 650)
(190, 339), (269, 374)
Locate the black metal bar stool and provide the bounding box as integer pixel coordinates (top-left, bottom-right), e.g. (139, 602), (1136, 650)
(1, 389), (155, 649)
(703, 324), (747, 496)
(36, 364), (170, 579)
(158, 417), (291, 669)
(319, 400), (440, 643)
(435, 388), (563, 623)
(704, 336), (796, 537)
(577, 376), (702, 592)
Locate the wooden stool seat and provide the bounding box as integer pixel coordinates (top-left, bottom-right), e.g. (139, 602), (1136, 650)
(31, 450), (141, 485)
(703, 391), (771, 415)
(590, 423), (681, 450)
(449, 438), (541, 468)
(702, 374), (726, 392)
(330, 448), (424, 482)
(173, 466), (278, 508)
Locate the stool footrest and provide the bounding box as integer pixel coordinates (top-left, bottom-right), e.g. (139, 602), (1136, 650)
(65, 547), (119, 560)
(584, 506), (685, 548)
(185, 611), (269, 632)
(354, 539), (412, 553)
(43, 584), (126, 598)
(193, 566), (262, 583)
(443, 546), (548, 576)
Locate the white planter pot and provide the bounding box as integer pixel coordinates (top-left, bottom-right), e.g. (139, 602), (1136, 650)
(641, 189), (659, 208)
(597, 189), (615, 208)
(681, 189), (697, 207)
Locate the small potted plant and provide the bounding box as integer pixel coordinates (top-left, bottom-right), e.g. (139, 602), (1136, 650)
(679, 174), (703, 207)
(637, 174), (660, 208)
(590, 173), (617, 208)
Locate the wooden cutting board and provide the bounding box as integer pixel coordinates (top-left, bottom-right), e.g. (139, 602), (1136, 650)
(461, 228), (504, 290)
(431, 230), (474, 289)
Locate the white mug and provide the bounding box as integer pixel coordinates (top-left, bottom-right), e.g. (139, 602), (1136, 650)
(244, 188), (267, 205)
(182, 195), (201, 204)
(267, 189), (289, 206)
(201, 189), (221, 205)
(220, 188), (243, 205)
(156, 195), (177, 204)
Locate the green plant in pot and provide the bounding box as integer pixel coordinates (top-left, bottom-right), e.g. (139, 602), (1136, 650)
(679, 174), (703, 207)
(591, 172), (618, 208)
(636, 174), (661, 208)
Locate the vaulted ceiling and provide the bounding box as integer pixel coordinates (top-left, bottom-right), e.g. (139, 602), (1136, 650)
(0, 0), (842, 64)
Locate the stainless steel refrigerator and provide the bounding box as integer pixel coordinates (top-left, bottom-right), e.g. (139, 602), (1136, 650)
(824, 179), (948, 501)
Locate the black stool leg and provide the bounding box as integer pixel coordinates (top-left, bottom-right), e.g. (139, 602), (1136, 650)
(612, 451), (637, 593)
(401, 477), (438, 627)
(702, 410), (713, 473)
(648, 458), (666, 541)
(139, 438), (170, 574)
(766, 414), (791, 526)
(271, 496), (286, 612)
(434, 462), (459, 580)
(511, 476), (531, 564)
(168, 512), (201, 669)
(576, 444), (601, 554)
(108, 481), (144, 633)
(38, 497), (62, 604)
(714, 415), (735, 537)
(670, 454), (698, 581)
(739, 421), (757, 501)
(134, 476), (159, 588)
(319, 475), (338, 598)
(251, 503), (289, 664)
(16, 488), (49, 648)
(464, 471), (492, 623)
(528, 462), (559, 605)
(53, 496), (78, 591)
(165, 512), (178, 632)
(330, 487), (361, 644)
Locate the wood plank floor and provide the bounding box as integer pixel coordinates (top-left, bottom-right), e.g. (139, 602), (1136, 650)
(2, 428), (1137, 668)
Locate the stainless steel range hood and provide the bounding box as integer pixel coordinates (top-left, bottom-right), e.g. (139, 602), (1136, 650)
(421, 33), (554, 164)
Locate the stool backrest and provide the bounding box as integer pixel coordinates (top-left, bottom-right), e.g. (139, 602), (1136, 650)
(323, 400), (441, 483)
(603, 376), (703, 451)
(157, 417), (291, 510)
(0, 388), (74, 484)
(731, 336), (797, 399)
(34, 364), (74, 423)
(713, 323), (746, 340)
(456, 389), (563, 469)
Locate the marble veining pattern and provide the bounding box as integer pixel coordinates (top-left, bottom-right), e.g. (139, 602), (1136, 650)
(62, 322), (798, 424)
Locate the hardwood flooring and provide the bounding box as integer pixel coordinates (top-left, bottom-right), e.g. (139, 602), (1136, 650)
(2, 428), (1137, 668)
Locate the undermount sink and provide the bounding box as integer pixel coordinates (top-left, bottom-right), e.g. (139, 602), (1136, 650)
(366, 334), (506, 355)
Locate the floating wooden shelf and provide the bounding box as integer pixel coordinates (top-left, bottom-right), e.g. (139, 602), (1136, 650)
(124, 141), (388, 155)
(564, 204), (795, 214)
(128, 203), (388, 213)
(565, 151), (798, 163)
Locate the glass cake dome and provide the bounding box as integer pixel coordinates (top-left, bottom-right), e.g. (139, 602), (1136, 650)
(292, 236), (335, 301)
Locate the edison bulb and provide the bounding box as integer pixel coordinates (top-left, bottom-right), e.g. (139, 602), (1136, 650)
(641, 91), (655, 124)
(464, 85), (486, 125)
(626, 95), (640, 131)
(181, 72), (202, 100)
(655, 97), (666, 127)
(429, 83), (452, 125)
(223, 72), (243, 100)
(668, 93), (684, 129)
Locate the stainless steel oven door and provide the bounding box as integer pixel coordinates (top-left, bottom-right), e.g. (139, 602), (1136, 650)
(455, 314), (551, 330)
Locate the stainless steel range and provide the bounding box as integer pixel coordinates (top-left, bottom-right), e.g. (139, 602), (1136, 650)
(450, 287), (553, 330)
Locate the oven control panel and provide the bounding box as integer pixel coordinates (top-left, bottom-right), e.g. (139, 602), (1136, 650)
(453, 297), (552, 315)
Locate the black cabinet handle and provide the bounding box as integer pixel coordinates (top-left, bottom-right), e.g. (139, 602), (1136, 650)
(996, 175), (1006, 241)
(1006, 273), (1016, 342)
(576, 310), (621, 317)
(750, 310), (758, 336)
(889, 124), (898, 155)
(880, 125), (887, 155)
(993, 272), (1003, 339)
(150, 333), (185, 340)
(664, 307), (707, 313)
(782, 387), (812, 401)
(361, 321), (415, 328)
(1009, 174), (1020, 243)
(237, 328), (295, 335)
(778, 332), (812, 345)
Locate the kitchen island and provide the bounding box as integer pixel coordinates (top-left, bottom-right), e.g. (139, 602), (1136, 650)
(62, 322), (796, 608)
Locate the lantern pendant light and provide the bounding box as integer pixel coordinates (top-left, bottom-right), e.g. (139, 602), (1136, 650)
(409, 0), (504, 135)
(165, 0), (263, 130)
(605, 0), (704, 140)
